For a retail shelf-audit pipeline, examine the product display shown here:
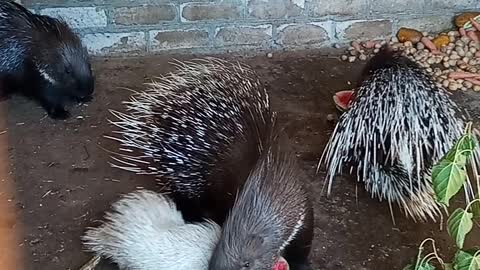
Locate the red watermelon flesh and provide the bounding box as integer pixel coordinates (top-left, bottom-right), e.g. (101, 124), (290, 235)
(333, 90), (355, 111)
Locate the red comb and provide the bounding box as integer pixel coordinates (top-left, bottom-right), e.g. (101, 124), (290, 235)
(272, 257), (289, 270)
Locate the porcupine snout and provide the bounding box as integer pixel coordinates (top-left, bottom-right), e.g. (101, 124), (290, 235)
(58, 45), (94, 99)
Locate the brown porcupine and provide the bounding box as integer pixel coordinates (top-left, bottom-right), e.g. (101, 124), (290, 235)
(319, 46), (480, 222)
(101, 57), (314, 270)
(0, 0), (94, 119)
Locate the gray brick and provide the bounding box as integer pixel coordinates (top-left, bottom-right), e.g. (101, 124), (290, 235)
(150, 29), (210, 51)
(397, 15), (456, 34)
(310, 0), (367, 17)
(23, 0), (67, 4)
(370, 0), (428, 14)
(25, 0), (174, 4)
(215, 25), (273, 46)
(39, 7), (107, 29)
(336, 19), (393, 40)
(431, 0), (479, 9)
(112, 5), (176, 26)
(247, 0), (304, 19)
(82, 32), (146, 56)
(181, 2), (242, 22)
(276, 22), (332, 46)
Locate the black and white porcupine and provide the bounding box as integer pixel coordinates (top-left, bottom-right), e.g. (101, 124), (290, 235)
(82, 189), (221, 270)
(95, 58), (314, 270)
(319, 46), (480, 222)
(0, 0), (94, 119)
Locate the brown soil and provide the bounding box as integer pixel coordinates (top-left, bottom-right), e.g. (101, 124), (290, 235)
(0, 49), (479, 270)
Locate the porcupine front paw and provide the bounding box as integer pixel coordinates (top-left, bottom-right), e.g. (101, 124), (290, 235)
(48, 107), (71, 120)
(76, 95), (93, 103)
(38, 91), (72, 120)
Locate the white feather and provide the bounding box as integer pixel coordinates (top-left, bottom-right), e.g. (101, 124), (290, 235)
(82, 189), (221, 270)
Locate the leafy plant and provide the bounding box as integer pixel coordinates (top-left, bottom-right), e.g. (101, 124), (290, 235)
(431, 131), (475, 207)
(448, 208), (474, 249)
(403, 239), (442, 270)
(405, 122), (480, 270)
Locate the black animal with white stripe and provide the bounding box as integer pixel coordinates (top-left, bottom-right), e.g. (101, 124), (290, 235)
(0, 0), (94, 119)
(99, 58), (314, 270)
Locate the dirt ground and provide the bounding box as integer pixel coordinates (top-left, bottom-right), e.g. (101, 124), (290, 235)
(1, 49), (479, 270)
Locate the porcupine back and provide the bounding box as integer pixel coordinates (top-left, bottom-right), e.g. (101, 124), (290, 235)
(319, 47), (475, 222)
(107, 57), (274, 223)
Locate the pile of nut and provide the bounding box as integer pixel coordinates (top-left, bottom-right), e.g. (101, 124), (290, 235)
(340, 13), (480, 92)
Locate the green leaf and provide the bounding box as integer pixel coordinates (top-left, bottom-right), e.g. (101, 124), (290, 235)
(471, 200), (480, 219)
(458, 135), (476, 155)
(444, 263), (454, 270)
(454, 250), (480, 270)
(432, 160), (467, 206)
(431, 134), (475, 206)
(443, 134), (475, 162)
(447, 208), (474, 249)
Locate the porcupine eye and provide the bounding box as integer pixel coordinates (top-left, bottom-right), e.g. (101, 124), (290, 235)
(242, 262), (250, 268)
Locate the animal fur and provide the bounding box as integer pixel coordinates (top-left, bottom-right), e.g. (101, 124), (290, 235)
(209, 139), (313, 270)
(0, 0), (94, 119)
(82, 189), (220, 270)
(319, 46), (480, 222)
(106, 58), (314, 269)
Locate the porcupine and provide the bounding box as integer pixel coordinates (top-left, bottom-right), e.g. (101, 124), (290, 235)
(319, 45), (480, 222)
(82, 189), (221, 270)
(0, 0), (94, 119)
(101, 57), (314, 270)
(82, 142), (307, 270)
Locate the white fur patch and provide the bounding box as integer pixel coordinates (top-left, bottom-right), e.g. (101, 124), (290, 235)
(280, 211), (305, 252)
(38, 67), (56, 84)
(82, 189), (221, 270)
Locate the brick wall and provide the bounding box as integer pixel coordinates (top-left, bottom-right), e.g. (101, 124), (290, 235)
(18, 0), (480, 56)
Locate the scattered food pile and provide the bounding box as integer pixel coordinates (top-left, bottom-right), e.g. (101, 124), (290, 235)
(340, 12), (480, 92)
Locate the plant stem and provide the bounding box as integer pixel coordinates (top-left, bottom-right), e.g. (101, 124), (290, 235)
(415, 238), (445, 269)
(465, 198), (480, 212)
